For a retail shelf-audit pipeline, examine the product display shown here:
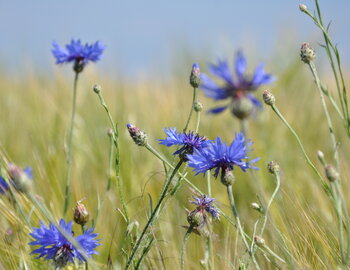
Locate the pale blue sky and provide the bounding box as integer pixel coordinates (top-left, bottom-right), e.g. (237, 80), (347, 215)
(0, 0), (349, 78)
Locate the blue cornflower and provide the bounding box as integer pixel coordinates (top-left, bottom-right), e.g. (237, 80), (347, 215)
(187, 194), (219, 227)
(187, 132), (259, 178)
(52, 39), (105, 73)
(201, 51), (275, 116)
(29, 219), (100, 268)
(159, 127), (210, 160)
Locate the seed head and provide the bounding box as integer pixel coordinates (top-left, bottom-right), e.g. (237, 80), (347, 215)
(73, 201), (89, 226)
(267, 161), (280, 174)
(93, 84), (102, 94)
(325, 164), (339, 182)
(300, 42), (316, 64)
(107, 128), (113, 137)
(262, 90), (275, 106)
(190, 63), (201, 88)
(127, 123), (147, 146)
(8, 164), (32, 193)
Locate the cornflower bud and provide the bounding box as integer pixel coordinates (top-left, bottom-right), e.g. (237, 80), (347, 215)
(93, 84), (102, 94)
(231, 96), (254, 119)
(325, 164), (339, 182)
(267, 161), (280, 174)
(127, 123), (147, 146)
(300, 42), (316, 64)
(8, 164), (32, 193)
(194, 101), (203, 112)
(299, 4), (308, 13)
(73, 200), (89, 226)
(254, 235), (265, 247)
(262, 90), (275, 106)
(190, 63), (201, 88)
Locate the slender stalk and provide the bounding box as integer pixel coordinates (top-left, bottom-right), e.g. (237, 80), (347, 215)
(308, 62), (340, 171)
(124, 161), (183, 270)
(260, 171), (281, 236)
(107, 133), (114, 191)
(226, 185), (261, 270)
(270, 104), (327, 189)
(206, 171), (214, 270)
(63, 72), (79, 216)
(240, 119), (266, 206)
(180, 226), (193, 270)
(95, 91), (129, 224)
(183, 87), (198, 132)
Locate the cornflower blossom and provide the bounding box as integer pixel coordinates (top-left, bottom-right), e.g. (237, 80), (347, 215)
(29, 219), (100, 268)
(187, 132), (259, 179)
(200, 51), (275, 117)
(52, 39), (105, 73)
(159, 128), (210, 160)
(187, 194), (219, 228)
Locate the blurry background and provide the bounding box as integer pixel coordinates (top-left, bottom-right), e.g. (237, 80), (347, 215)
(0, 0), (349, 78)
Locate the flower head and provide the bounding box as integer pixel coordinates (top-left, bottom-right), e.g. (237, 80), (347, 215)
(187, 195), (219, 227)
(29, 219), (100, 267)
(200, 51), (275, 117)
(52, 39), (105, 73)
(187, 132), (259, 178)
(159, 128), (210, 160)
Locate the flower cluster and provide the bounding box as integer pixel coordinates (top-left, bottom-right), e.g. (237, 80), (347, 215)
(200, 51), (275, 118)
(159, 128), (210, 160)
(52, 39), (105, 73)
(187, 132), (259, 178)
(29, 219), (100, 268)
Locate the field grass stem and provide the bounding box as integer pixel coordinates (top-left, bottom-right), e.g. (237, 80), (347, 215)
(63, 72), (79, 216)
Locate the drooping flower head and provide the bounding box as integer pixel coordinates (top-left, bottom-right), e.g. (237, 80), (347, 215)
(201, 51), (275, 118)
(29, 219), (100, 268)
(187, 132), (259, 184)
(52, 39), (105, 73)
(187, 194), (219, 227)
(159, 127), (210, 160)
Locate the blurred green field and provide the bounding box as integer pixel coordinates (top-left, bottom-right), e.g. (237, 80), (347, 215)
(0, 56), (350, 269)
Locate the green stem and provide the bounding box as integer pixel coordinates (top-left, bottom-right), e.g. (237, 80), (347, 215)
(107, 134), (114, 191)
(63, 72), (79, 216)
(96, 91), (129, 224)
(183, 87), (198, 132)
(226, 185), (261, 270)
(260, 171), (281, 236)
(270, 104), (327, 189)
(180, 226), (193, 270)
(309, 62), (340, 172)
(124, 160), (183, 270)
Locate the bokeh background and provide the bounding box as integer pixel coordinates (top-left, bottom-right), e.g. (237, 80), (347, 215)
(1, 0), (350, 78)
